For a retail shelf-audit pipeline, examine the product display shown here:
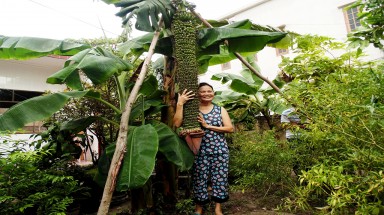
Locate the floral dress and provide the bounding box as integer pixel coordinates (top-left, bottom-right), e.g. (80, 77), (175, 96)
(193, 104), (229, 204)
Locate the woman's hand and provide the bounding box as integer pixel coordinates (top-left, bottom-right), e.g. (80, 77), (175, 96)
(173, 89), (194, 128)
(177, 89), (195, 105)
(198, 113), (209, 129)
(197, 108), (234, 133)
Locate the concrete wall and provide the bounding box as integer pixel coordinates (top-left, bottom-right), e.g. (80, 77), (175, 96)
(0, 56), (67, 92)
(0, 56), (67, 133)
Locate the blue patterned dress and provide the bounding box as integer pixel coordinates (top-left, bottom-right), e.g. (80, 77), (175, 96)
(193, 104), (229, 205)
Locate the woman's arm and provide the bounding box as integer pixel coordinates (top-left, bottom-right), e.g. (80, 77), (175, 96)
(198, 107), (234, 133)
(173, 89), (195, 128)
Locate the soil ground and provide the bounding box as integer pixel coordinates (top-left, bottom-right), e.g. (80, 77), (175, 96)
(219, 191), (294, 215)
(108, 190), (295, 215)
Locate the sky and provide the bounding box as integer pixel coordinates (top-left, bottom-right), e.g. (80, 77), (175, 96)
(0, 0), (256, 40)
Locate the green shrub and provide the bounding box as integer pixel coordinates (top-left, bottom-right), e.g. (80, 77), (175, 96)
(229, 130), (294, 194)
(0, 150), (87, 215)
(279, 35), (384, 214)
(175, 198), (194, 215)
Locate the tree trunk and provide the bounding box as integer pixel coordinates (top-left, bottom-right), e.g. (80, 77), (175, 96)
(131, 181), (153, 213)
(97, 21), (163, 215)
(261, 109), (273, 130)
(155, 56), (179, 210)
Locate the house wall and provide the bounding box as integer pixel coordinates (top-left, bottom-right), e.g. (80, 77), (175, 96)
(0, 56), (67, 133)
(0, 56), (67, 92)
(199, 0), (384, 89)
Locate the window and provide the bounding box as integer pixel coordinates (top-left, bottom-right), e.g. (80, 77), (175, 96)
(221, 62), (231, 70)
(343, 6), (361, 32)
(0, 88), (43, 108)
(276, 48), (289, 56)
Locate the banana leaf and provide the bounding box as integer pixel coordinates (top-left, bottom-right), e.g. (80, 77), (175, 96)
(103, 0), (175, 32)
(118, 21), (287, 56)
(130, 99), (165, 122)
(214, 19), (293, 49)
(150, 121), (194, 171)
(198, 28), (287, 52)
(211, 53), (288, 120)
(94, 121), (193, 189)
(0, 36), (90, 60)
(213, 91), (246, 104)
(118, 32), (172, 56)
(47, 47), (133, 90)
(211, 54), (268, 95)
(261, 75), (287, 94)
(130, 75), (166, 122)
(60, 116), (101, 133)
(94, 143), (116, 187)
(116, 124), (158, 190)
(266, 96), (288, 115)
(0, 91), (101, 132)
(212, 73), (261, 94)
(138, 74), (160, 96)
(116, 19), (288, 73)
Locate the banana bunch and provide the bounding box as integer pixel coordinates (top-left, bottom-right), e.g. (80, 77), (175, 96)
(172, 10), (202, 135)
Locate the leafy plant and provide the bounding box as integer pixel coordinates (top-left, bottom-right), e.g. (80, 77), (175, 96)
(0, 1), (290, 212)
(175, 198), (194, 215)
(0, 132), (36, 157)
(347, 0), (384, 51)
(38, 122), (83, 161)
(212, 55), (288, 129)
(0, 150), (88, 215)
(229, 130), (293, 194)
(279, 34), (384, 214)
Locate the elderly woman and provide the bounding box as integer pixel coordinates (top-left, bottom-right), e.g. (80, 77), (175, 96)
(173, 82), (234, 215)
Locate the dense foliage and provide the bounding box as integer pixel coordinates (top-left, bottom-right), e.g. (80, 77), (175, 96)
(348, 0), (384, 50)
(0, 149), (88, 215)
(279, 35), (384, 214)
(212, 55), (288, 129)
(229, 130), (293, 193)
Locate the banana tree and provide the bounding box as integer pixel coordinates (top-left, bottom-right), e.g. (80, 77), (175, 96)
(0, 35), (195, 211)
(102, 0), (289, 213)
(1, 0), (291, 213)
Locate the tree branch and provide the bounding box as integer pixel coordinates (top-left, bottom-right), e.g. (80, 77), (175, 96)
(190, 9), (282, 94)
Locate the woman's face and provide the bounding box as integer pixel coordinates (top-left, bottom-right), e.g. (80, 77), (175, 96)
(198, 85), (214, 102)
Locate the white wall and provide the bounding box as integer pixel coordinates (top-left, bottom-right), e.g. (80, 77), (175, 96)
(199, 0), (384, 88)
(0, 56), (66, 92)
(232, 0), (352, 40)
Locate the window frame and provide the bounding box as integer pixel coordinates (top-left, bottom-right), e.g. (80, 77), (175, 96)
(341, 3), (361, 32)
(276, 48), (289, 56)
(275, 24), (289, 56)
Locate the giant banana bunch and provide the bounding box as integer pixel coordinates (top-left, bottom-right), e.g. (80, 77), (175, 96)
(171, 9), (203, 136)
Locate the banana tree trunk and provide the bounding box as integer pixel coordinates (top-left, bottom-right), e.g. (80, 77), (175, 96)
(155, 56), (179, 209)
(131, 181), (153, 213)
(97, 20), (163, 215)
(191, 10), (282, 94)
